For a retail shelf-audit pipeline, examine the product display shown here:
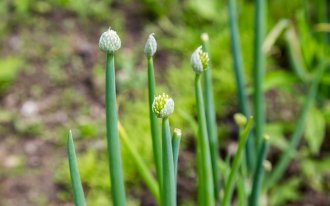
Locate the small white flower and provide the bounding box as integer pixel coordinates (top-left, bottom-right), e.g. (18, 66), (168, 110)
(99, 28), (121, 53)
(144, 33), (157, 58)
(152, 93), (175, 118)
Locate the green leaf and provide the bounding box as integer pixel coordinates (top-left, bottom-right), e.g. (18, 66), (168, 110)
(304, 106), (325, 154)
(67, 131), (87, 206)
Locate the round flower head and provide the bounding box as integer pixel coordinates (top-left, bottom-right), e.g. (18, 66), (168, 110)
(191, 46), (209, 73)
(99, 28), (121, 53)
(144, 33), (157, 58)
(152, 93), (174, 118)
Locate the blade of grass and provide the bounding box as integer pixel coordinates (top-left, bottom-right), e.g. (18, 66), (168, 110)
(221, 116), (253, 206)
(285, 27), (308, 82)
(67, 131), (86, 206)
(249, 135), (269, 206)
(265, 61), (327, 190)
(253, 0), (266, 150)
(263, 19), (289, 54)
(118, 122), (160, 202)
(201, 33), (220, 202)
(228, 0), (255, 171)
(105, 52), (126, 205)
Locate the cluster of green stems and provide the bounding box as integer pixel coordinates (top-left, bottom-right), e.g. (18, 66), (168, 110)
(66, 1), (327, 205)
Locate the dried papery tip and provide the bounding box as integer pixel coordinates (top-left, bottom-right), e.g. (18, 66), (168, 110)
(99, 28), (121, 53)
(234, 113), (247, 126)
(144, 33), (157, 58)
(263, 134), (270, 141)
(263, 160), (272, 172)
(191, 46), (209, 73)
(201, 33), (209, 42)
(174, 128), (182, 137)
(152, 93), (175, 118)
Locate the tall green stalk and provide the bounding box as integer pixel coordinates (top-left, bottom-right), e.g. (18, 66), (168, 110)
(191, 46), (215, 205)
(118, 122), (160, 202)
(99, 28), (126, 206)
(201, 33), (220, 202)
(249, 136), (269, 206)
(228, 0), (255, 171)
(67, 131), (86, 206)
(195, 74), (215, 206)
(221, 117), (253, 206)
(172, 128), (182, 180)
(265, 62), (327, 190)
(161, 118), (176, 206)
(152, 93), (176, 206)
(147, 57), (162, 187)
(105, 52), (126, 206)
(253, 0), (266, 149)
(145, 34), (163, 194)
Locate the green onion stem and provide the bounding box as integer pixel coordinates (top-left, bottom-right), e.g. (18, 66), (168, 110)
(172, 129), (181, 202)
(161, 118), (176, 206)
(221, 117), (254, 206)
(105, 52), (126, 206)
(228, 0), (255, 171)
(253, 0), (266, 150)
(118, 122), (160, 202)
(237, 173), (247, 206)
(67, 131), (86, 206)
(201, 34), (220, 202)
(172, 129), (181, 181)
(265, 62), (327, 190)
(147, 57), (163, 193)
(195, 74), (215, 206)
(249, 137), (269, 206)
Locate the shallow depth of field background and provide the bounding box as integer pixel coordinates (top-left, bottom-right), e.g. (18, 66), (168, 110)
(0, 0), (329, 205)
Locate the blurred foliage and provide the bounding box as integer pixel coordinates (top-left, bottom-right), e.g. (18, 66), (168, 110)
(0, 57), (23, 96)
(0, 0), (330, 205)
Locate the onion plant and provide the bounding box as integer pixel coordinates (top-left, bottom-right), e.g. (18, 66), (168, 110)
(144, 33), (163, 196)
(201, 33), (220, 202)
(67, 131), (86, 206)
(253, 0), (266, 152)
(221, 116), (253, 206)
(99, 28), (127, 206)
(228, 0), (255, 170)
(249, 134), (269, 206)
(172, 128), (182, 181)
(191, 46), (215, 206)
(152, 93), (176, 206)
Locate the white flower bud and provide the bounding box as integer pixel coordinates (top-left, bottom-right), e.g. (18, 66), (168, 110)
(191, 46), (209, 73)
(144, 33), (157, 58)
(152, 93), (174, 118)
(99, 28), (121, 53)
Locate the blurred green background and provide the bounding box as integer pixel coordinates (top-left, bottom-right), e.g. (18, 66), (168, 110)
(0, 0), (329, 205)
